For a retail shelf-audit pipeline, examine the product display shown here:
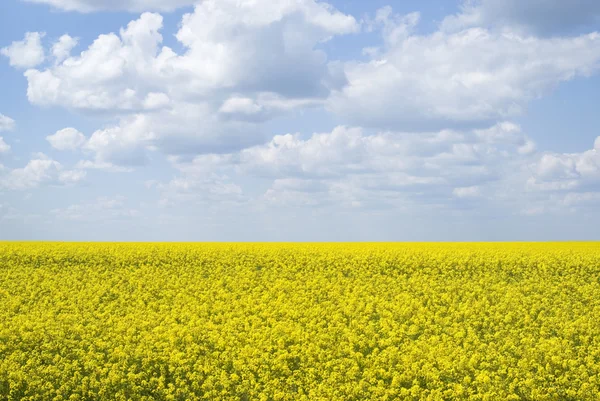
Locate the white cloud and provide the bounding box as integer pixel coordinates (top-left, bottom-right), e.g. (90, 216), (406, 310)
(1, 32), (45, 68)
(329, 7), (600, 131)
(528, 137), (600, 192)
(2, 1), (600, 240)
(143, 92), (170, 110)
(156, 122), (598, 216)
(169, 0), (358, 100)
(75, 105), (266, 169)
(51, 34), (78, 63)
(24, 3), (357, 112)
(518, 140), (537, 155)
(1, 155), (60, 190)
(24, 13), (164, 111)
(82, 117), (155, 167)
(364, 7), (421, 48)
(74, 160), (134, 173)
(442, 0), (600, 36)
(235, 124), (530, 181)
(0, 138), (10, 153)
(218, 93), (325, 122)
(19, 3), (358, 163)
(0, 153), (85, 190)
(164, 123), (536, 210)
(219, 97), (263, 116)
(0, 114), (16, 132)
(46, 127), (87, 151)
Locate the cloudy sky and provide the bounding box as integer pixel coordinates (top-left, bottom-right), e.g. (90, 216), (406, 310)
(1, 0), (600, 241)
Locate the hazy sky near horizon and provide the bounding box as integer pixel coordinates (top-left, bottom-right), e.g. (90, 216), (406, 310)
(1, 0), (600, 241)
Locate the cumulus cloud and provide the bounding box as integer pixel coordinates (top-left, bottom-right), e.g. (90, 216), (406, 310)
(46, 127), (87, 150)
(329, 7), (600, 131)
(24, 13), (167, 111)
(5, 0), (600, 227)
(364, 7), (421, 48)
(24, 0), (198, 13)
(24, 14), (162, 111)
(17, 3), (358, 164)
(0, 153), (85, 190)
(0, 114), (16, 132)
(171, 0), (358, 97)
(74, 160), (134, 173)
(442, 0), (600, 36)
(528, 136), (600, 192)
(0, 138), (10, 153)
(82, 117), (154, 167)
(142, 92), (170, 110)
(218, 93), (325, 123)
(236, 124), (532, 182)
(219, 97), (262, 115)
(163, 123), (536, 210)
(51, 34), (78, 63)
(1, 32), (45, 68)
(158, 122), (600, 216)
(74, 103), (268, 170)
(24, 3), (357, 112)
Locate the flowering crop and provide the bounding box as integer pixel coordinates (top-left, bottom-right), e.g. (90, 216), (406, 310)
(1, 242), (600, 400)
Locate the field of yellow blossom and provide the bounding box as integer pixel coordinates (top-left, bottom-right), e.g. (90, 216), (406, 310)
(1, 242), (600, 400)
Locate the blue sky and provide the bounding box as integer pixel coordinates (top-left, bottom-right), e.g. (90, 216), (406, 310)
(1, 0), (600, 241)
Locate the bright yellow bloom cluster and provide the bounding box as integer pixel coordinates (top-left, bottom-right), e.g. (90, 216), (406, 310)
(1, 242), (599, 400)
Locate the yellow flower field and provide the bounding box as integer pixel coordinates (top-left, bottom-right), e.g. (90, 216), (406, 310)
(1, 242), (599, 400)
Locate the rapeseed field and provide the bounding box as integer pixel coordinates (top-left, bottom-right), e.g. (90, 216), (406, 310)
(1, 242), (599, 400)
